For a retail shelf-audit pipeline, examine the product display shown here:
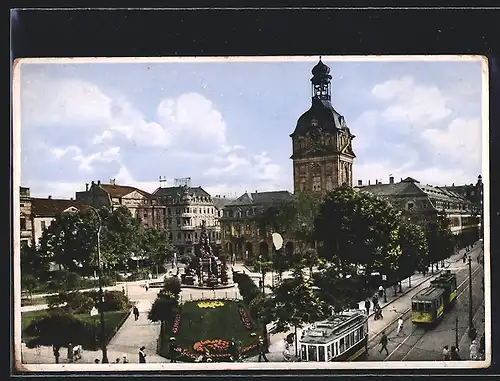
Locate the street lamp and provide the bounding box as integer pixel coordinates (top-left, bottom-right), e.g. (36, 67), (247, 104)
(89, 207), (109, 363)
(468, 255), (476, 340)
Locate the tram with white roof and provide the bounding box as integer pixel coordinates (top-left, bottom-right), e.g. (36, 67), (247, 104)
(298, 310), (368, 362)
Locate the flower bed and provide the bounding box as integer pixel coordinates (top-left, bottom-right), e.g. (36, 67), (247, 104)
(238, 307), (253, 329)
(193, 339), (229, 353)
(172, 313), (181, 334)
(197, 300), (225, 309)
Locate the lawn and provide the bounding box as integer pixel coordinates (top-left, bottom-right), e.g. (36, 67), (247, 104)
(160, 300), (261, 362)
(21, 309), (129, 348)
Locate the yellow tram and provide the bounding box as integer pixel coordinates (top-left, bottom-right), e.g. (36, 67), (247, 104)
(411, 270), (457, 326)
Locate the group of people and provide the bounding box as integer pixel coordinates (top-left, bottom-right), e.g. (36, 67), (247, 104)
(442, 335), (485, 361)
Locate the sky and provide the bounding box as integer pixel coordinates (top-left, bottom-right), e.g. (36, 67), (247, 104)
(16, 56), (485, 199)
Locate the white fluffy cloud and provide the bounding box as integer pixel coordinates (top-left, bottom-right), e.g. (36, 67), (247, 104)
(421, 117), (482, 168)
(372, 76), (452, 126)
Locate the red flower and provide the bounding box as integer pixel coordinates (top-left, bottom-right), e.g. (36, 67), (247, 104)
(238, 308), (253, 329)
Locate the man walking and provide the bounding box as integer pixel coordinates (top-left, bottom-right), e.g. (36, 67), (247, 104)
(364, 299), (371, 316)
(442, 345), (450, 360)
(379, 331), (389, 356)
(139, 346), (147, 363)
(469, 340), (478, 360)
(133, 305), (140, 321)
(396, 317), (405, 336)
(169, 339), (178, 363)
(257, 336), (269, 362)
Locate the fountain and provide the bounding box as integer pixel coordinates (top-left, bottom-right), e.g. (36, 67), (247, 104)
(181, 220), (232, 288)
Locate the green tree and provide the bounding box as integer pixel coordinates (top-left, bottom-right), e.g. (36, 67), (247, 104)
(314, 185), (402, 276)
(163, 276), (182, 297)
(398, 219), (429, 279)
(21, 243), (49, 278)
(148, 291), (179, 350)
(38, 211), (99, 275)
(425, 212), (455, 269)
(312, 264), (366, 313)
(268, 272), (322, 354)
(100, 206), (143, 269)
(21, 274), (39, 297)
(140, 227), (174, 273)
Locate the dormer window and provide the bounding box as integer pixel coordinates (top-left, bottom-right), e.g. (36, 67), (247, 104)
(311, 118), (318, 127)
(407, 202), (414, 210)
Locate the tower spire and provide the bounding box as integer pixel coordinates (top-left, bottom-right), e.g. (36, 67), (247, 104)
(311, 58), (332, 102)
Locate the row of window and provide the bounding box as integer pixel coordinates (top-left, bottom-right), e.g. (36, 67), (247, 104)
(412, 296), (442, 313)
(300, 325), (366, 362)
(172, 231), (221, 242)
(167, 207), (218, 215)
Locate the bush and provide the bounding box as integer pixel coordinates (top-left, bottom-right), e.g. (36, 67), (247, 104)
(233, 272), (260, 305)
(164, 276), (182, 296)
(85, 290), (130, 312)
(46, 291), (95, 314)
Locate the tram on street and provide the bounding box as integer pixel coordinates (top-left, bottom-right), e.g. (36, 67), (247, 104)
(298, 310), (368, 362)
(411, 270), (458, 326)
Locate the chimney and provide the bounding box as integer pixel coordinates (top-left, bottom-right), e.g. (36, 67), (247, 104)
(48, 195), (52, 199)
(255, 190), (258, 193)
(358, 180), (362, 186)
(91, 180), (95, 186)
(97, 180), (101, 185)
(85, 183), (89, 191)
(368, 180), (371, 185)
(70, 197), (73, 201)
(389, 176), (394, 184)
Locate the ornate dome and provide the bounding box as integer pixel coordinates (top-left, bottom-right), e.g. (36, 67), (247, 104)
(311, 58), (331, 76)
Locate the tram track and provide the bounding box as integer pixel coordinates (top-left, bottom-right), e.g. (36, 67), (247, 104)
(382, 264), (483, 361)
(365, 257), (483, 355)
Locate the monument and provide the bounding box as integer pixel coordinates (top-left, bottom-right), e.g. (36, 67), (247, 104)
(181, 220), (229, 288)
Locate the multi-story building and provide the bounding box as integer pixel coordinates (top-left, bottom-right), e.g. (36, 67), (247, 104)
(75, 180), (165, 229)
(19, 187), (33, 247)
(355, 176), (480, 246)
(30, 195), (89, 245)
(152, 183), (222, 256)
(440, 175), (484, 215)
(290, 58), (356, 195)
(220, 190), (294, 261)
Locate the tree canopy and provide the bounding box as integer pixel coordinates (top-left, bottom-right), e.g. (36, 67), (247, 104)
(314, 186), (402, 275)
(397, 218), (429, 278)
(425, 212), (455, 264)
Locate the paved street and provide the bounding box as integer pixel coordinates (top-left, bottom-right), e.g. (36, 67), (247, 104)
(366, 245), (484, 362)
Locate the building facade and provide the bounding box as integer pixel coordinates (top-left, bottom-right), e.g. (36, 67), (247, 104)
(290, 59), (356, 195)
(152, 185), (222, 256)
(355, 176), (481, 245)
(20, 187), (33, 246)
(75, 180), (165, 229)
(220, 190), (294, 261)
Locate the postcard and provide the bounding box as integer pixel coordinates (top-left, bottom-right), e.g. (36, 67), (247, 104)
(12, 55), (490, 371)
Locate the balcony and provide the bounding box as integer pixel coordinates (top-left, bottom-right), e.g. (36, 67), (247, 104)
(180, 225), (195, 231)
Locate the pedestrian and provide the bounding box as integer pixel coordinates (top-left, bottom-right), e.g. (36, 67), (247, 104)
(94, 358), (100, 364)
(148, 272), (152, 280)
(442, 345), (450, 361)
(450, 346), (461, 360)
(372, 293), (379, 308)
(53, 345), (60, 364)
(115, 358), (121, 363)
(463, 254), (467, 263)
(469, 340), (478, 360)
(67, 342), (74, 362)
(232, 253), (236, 267)
(122, 285), (125, 294)
(133, 305), (140, 321)
(257, 336), (269, 362)
(145, 279), (149, 292)
(379, 331), (389, 356)
(122, 355), (129, 364)
(479, 335), (485, 359)
(364, 299), (371, 316)
(397, 317), (405, 336)
(139, 346), (147, 363)
(374, 304), (383, 320)
(378, 285), (384, 299)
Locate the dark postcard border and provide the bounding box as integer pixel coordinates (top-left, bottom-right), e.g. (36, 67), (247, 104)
(9, 6), (500, 379)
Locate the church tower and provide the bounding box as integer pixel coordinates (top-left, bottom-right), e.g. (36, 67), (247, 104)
(290, 58), (356, 195)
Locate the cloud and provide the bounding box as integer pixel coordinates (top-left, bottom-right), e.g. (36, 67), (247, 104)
(371, 76), (452, 125)
(50, 145), (81, 159)
(421, 117), (482, 168)
(72, 146), (121, 172)
(92, 130), (113, 145)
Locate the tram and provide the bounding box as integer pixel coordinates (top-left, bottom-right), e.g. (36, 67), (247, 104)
(411, 270), (457, 326)
(298, 310), (368, 362)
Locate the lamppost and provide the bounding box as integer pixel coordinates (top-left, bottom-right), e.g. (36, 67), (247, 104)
(468, 255), (476, 339)
(89, 207), (109, 363)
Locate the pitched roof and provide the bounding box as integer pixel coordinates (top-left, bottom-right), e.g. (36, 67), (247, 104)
(228, 193), (254, 206)
(100, 183), (151, 198)
(153, 186), (211, 199)
(31, 198), (89, 217)
(228, 190), (293, 206)
(213, 196), (235, 210)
